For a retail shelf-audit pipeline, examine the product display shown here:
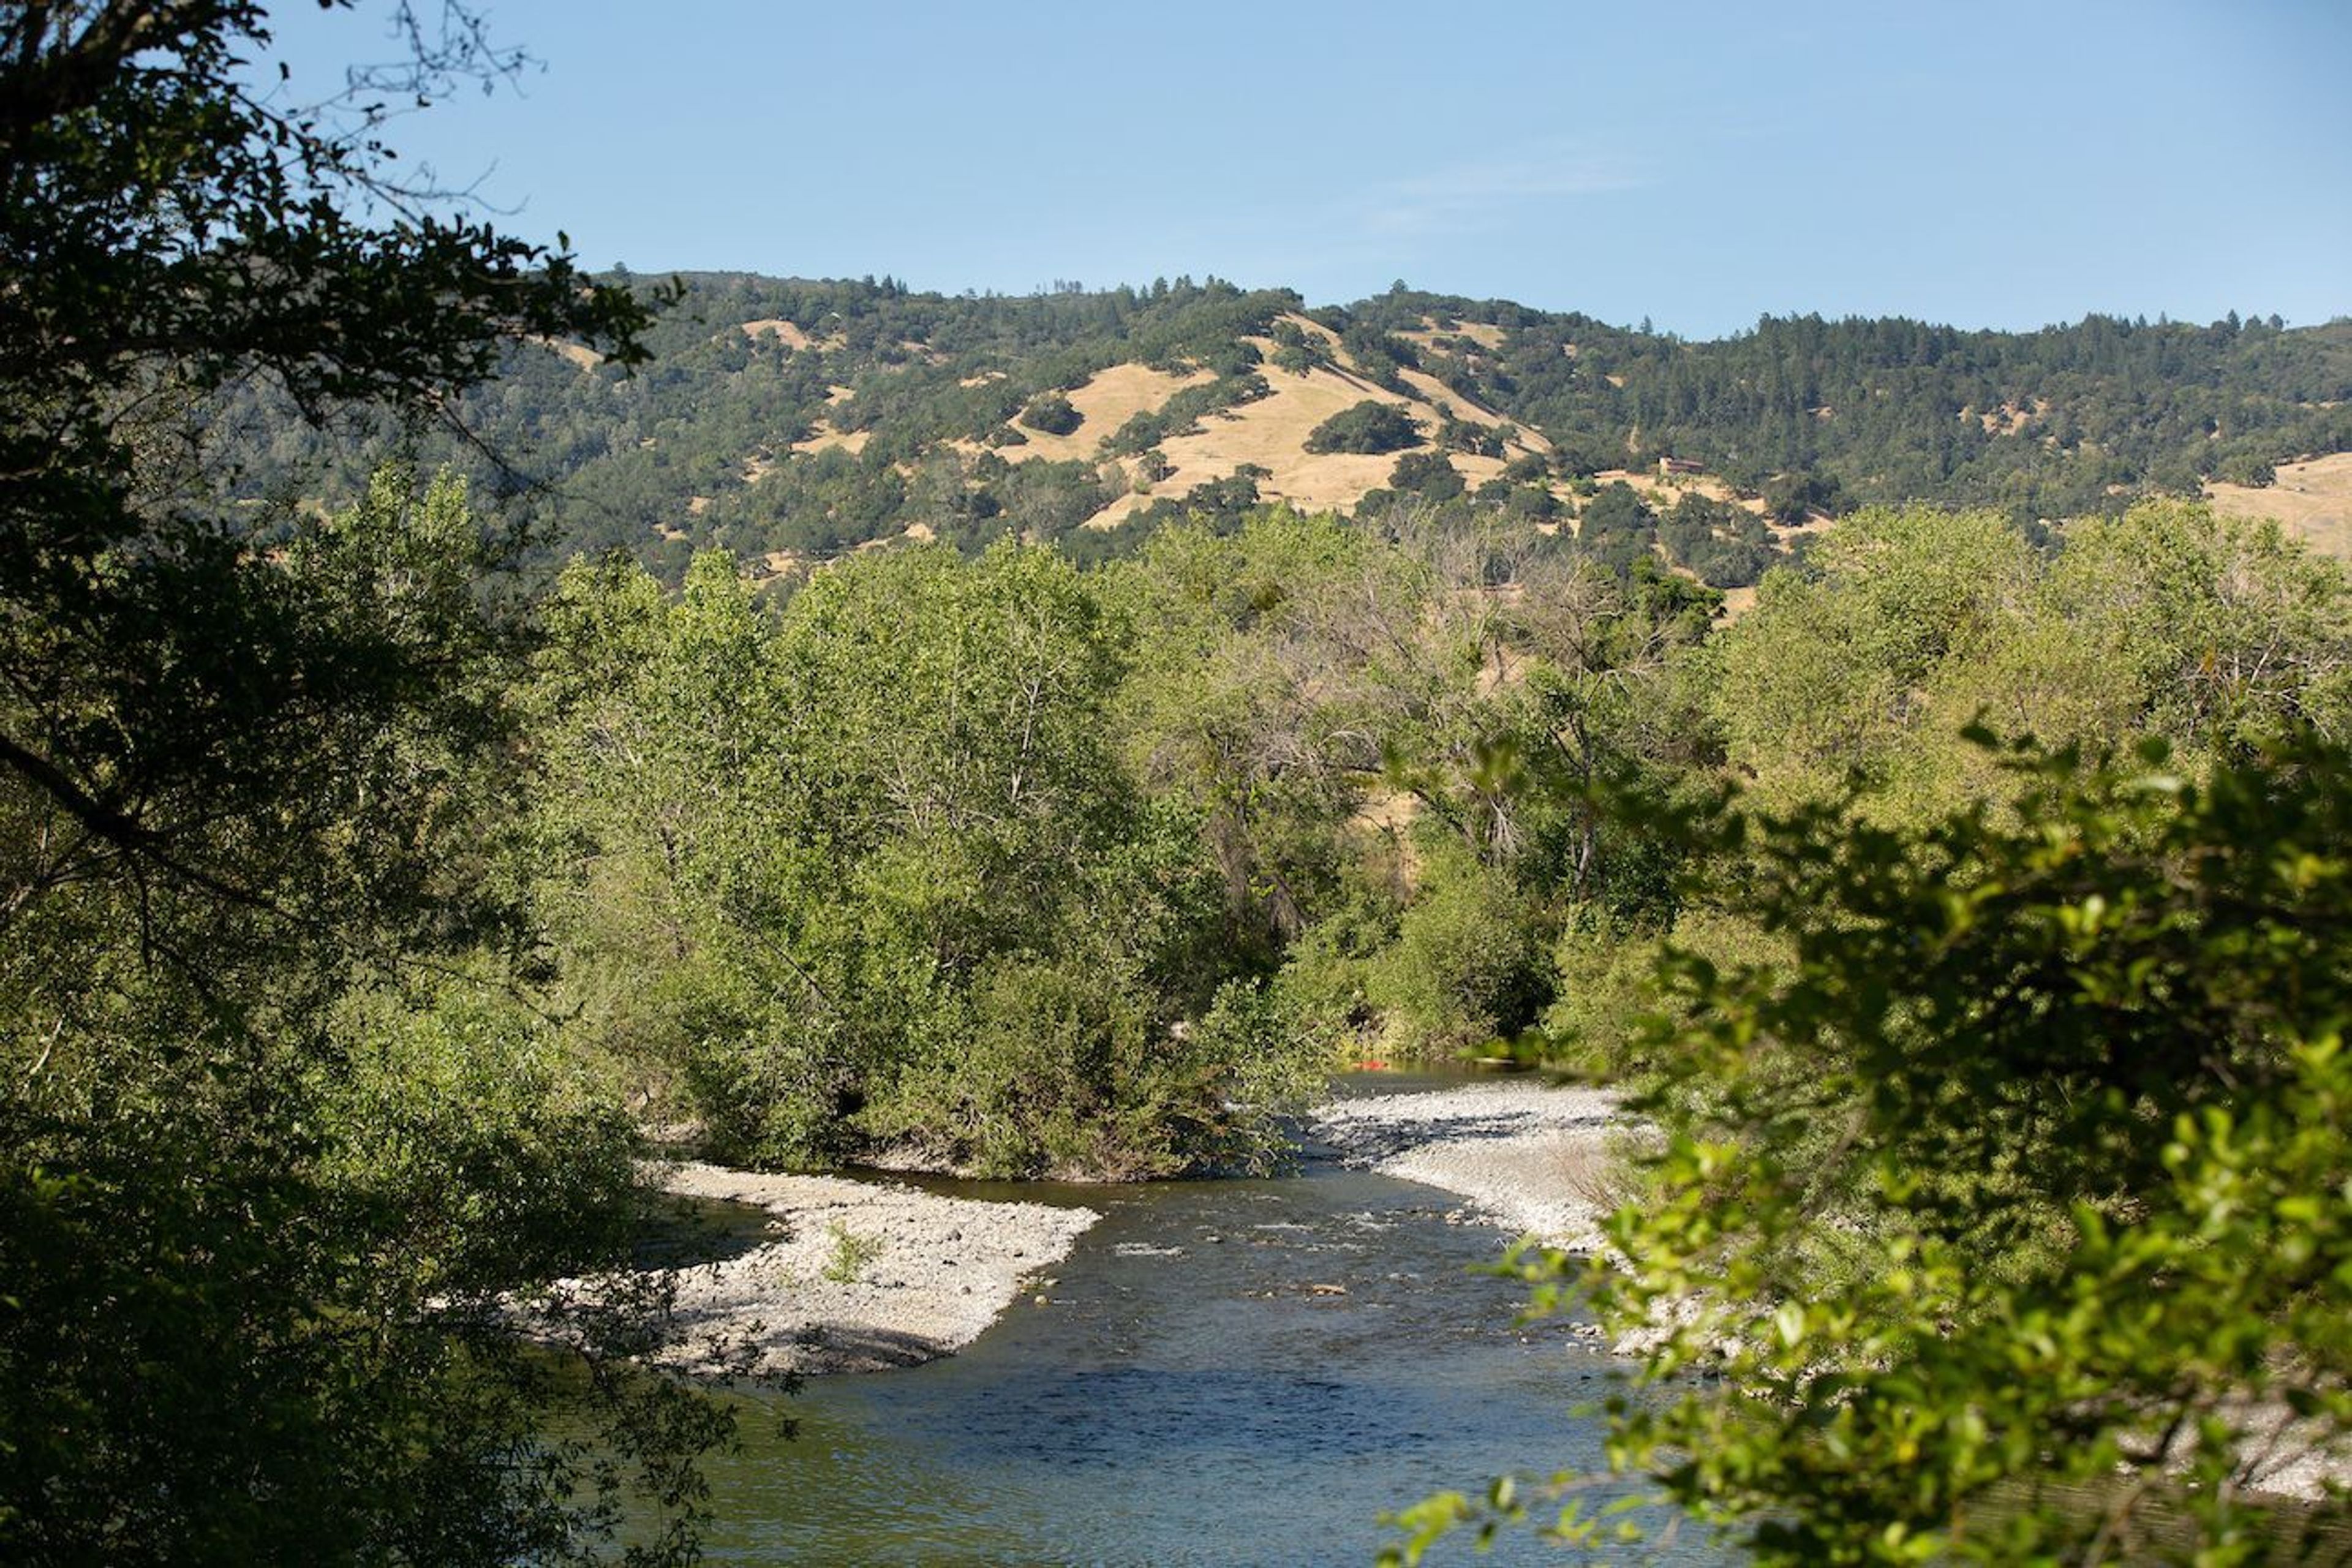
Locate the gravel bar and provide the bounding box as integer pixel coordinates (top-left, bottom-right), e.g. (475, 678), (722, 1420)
(632, 1162), (1099, 1378)
(1311, 1081), (1628, 1254)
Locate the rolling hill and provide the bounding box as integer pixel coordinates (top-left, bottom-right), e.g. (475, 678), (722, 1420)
(208, 274), (2352, 586)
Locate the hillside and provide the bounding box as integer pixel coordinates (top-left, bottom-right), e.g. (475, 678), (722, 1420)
(2209, 450), (2352, 561)
(209, 274), (2352, 586)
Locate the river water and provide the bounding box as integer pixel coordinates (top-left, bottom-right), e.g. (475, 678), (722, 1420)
(679, 1088), (1741, 1566)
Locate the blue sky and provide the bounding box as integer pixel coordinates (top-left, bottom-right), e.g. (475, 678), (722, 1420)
(272, 1), (2352, 338)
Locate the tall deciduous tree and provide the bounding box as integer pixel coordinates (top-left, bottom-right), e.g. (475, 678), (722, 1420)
(531, 542), (1314, 1178)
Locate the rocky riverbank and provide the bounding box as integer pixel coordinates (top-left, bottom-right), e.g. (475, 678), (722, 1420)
(1310, 1080), (1628, 1254)
(1310, 1080), (2352, 1507)
(629, 1162), (1099, 1377)
(605, 1082), (1621, 1381)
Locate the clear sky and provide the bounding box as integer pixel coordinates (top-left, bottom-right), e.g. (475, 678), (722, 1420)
(271, 0), (2352, 339)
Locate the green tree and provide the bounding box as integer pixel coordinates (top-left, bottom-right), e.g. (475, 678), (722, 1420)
(535, 541), (1313, 1177)
(1019, 389), (1083, 435)
(1365, 849), (1548, 1055)
(1713, 503), (2352, 821)
(0, 5), (718, 1561)
(1394, 739), (2352, 1565)
(1713, 505), (2040, 813)
(1303, 399), (1423, 455)
(1390, 449), (1467, 501)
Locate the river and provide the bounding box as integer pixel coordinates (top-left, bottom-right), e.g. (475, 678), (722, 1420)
(672, 1080), (1741, 1566)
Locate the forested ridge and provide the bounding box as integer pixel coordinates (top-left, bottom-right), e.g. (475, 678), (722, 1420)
(210, 270), (2352, 584)
(6, 3), (2350, 1564)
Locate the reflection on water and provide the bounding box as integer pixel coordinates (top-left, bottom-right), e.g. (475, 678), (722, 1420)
(632, 1191), (780, 1270)
(685, 1157), (1738, 1566)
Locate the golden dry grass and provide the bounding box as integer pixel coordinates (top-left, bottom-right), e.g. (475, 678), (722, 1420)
(2207, 452), (2352, 563)
(1971, 397), (2043, 436)
(1352, 788), (1420, 834)
(529, 335), (601, 371)
(1398, 317), (1506, 351)
(1098, 314), (1542, 519)
(1003, 363), (1213, 462)
(739, 318), (841, 352)
(765, 309), (1551, 534)
(1066, 335), (1542, 526)
(790, 424), (869, 457)
(1081, 491), (1155, 529)
(1396, 366), (1550, 451)
(1281, 311), (1344, 350)
(1769, 515), (1828, 546)
(1158, 363), (1416, 510)
(1588, 467), (1765, 514)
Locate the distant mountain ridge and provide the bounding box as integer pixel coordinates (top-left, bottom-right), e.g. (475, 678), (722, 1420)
(210, 273), (2352, 583)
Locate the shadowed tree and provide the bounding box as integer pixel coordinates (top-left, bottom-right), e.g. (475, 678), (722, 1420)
(0, 6), (731, 1563)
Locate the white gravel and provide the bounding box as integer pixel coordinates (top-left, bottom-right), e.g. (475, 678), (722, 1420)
(627, 1162), (1099, 1378)
(1311, 1081), (1630, 1254)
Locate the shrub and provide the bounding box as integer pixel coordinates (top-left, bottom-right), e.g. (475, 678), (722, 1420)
(820, 1221), (883, 1284)
(1366, 854), (1548, 1056)
(1303, 401), (1422, 456)
(1019, 391), (1082, 436)
(867, 950), (1256, 1180)
(1430, 741), (2352, 1565)
(1389, 450), (1465, 502)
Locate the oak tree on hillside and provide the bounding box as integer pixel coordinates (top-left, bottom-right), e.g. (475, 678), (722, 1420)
(1304, 399), (1423, 456)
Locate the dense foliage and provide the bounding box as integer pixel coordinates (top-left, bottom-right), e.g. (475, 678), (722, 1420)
(0, 5), (722, 1561)
(517, 506), (1724, 1169)
(1348, 287), (2352, 519)
(1303, 399), (1425, 455)
(527, 541), (1322, 1177)
(1389, 502), (2352, 1564)
(1420, 740), (2352, 1565)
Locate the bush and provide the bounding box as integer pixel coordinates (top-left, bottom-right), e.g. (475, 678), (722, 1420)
(1659, 491), (1777, 587)
(1541, 909), (1785, 1079)
(1458, 740), (2352, 1564)
(865, 950), (1313, 1180)
(1389, 450), (1465, 501)
(1366, 854), (1548, 1056)
(1019, 391), (1083, 436)
(1183, 978), (1333, 1170)
(2214, 448), (2276, 487)
(1761, 470), (1841, 522)
(1502, 484), (1561, 521)
(1303, 400), (1422, 456)
(1539, 925), (1660, 1079)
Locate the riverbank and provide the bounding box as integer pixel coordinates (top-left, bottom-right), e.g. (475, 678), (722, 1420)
(1308, 1081), (2352, 1507)
(1310, 1080), (1627, 1254)
(613, 1082), (1619, 1379)
(633, 1162), (1099, 1377)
